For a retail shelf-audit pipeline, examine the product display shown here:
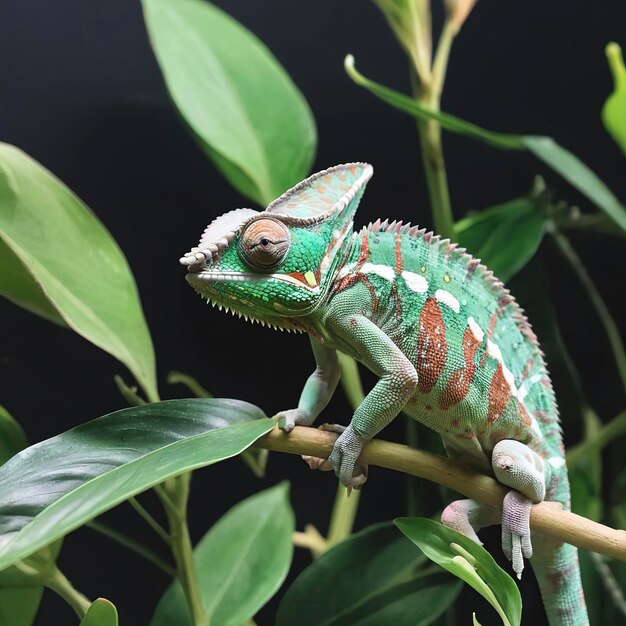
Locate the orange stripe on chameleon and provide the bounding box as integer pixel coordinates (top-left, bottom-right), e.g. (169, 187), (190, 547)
(416, 298), (448, 394)
(487, 363), (511, 423)
(439, 326), (481, 410)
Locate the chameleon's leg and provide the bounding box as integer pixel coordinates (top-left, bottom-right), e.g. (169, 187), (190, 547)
(325, 315), (418, 487)
(491, 439), (546, 578)
(441, 499), (500, 544)
(278, 337), (340, 432)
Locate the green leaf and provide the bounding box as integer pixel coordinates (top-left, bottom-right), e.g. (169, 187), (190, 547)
(344, 56), (626, 235)
(277, 522), (462, 626)
(0, 587), (42, 626)
(602, 42), (626, 156)
(151, 483), (294, 626)
(0, 144), (158, 401)
(0, 398), (273, 571)
(395, 518), (522, 626)
(0, 404), (27, 465)
(80, 598), (118, 626)
(142, 0), (316, 205)
(455, 192), (548, 282)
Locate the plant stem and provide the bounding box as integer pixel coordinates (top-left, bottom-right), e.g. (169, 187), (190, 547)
(567, 410), (626, 467)
(128, 496), (171, 544)
(326, 483), (362, 547)
(292, 524), (328, 558)
(41, 565), (92, 619)
(167, 371), (213, 398)
(87, 520), (175, 576)
(114, 374), (147, 406)
(551, 230), (626, 394)
(160, 473), (208, 626)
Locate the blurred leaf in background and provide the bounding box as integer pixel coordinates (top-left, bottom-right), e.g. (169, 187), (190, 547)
(602, 42), (626, 157)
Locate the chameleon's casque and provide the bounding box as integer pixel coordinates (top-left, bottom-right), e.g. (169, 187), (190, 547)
(181, 163), (587, 626)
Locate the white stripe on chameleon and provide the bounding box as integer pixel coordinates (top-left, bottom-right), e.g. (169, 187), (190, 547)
(336, 262), (356, 280)
(518, 373), (542, 401)
(401, 271), (428, 293)
(547, 456), (566, 469)
(467, 316), (484, 343)
(435, 289), (460, 313)
(361, 263), (396, 281)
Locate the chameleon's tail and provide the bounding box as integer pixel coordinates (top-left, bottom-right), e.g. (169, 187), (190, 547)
(530, 539), (589, 626)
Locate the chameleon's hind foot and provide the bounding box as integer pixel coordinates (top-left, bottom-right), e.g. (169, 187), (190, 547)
(277, 408), (316, 433)
(441, 499), (500, 544)
(301, 423), (368, 489)
(501, 490), (533, 579)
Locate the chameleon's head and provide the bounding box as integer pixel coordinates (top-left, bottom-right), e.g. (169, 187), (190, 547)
(180, 163), (373, 327)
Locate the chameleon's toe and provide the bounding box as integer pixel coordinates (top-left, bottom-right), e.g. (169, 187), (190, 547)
(276, 408), (313, 433)
(328, 424), (368, 488)
(441, 499), (500, 545)
(501, 490), (533, 579)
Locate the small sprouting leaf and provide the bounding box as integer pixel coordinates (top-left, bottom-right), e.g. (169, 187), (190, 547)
(344, 55), (626, 235)
(151, 483), (294, 626)
(142, 0), (316, 205)
(0, 144), (158, 401)
(395, 518), (522, 626)
(0, 404), (27, 465)
(79, 598), (118, 626)
(456, 192), (548, 282)
(277, 522), (461, 626)
(0, 399), (273, 571)
(602, 42), (626, 156)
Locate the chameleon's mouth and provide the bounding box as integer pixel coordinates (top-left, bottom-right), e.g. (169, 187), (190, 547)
(186, 270), (320, 292)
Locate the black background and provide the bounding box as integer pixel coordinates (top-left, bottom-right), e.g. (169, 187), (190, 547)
(1, 1), (625, 624)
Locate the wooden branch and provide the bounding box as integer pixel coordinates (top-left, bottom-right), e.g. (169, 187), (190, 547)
(255, 425), (626, 562)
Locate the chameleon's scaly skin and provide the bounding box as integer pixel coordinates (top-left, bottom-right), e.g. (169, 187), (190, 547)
(181, 163), (588, 626)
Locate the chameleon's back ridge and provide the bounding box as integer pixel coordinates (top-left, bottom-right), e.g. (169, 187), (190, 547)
(181, 163), (588, 626)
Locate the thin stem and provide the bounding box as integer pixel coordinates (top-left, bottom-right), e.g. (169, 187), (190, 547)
(41, 565), (91, 619)
(551, 230), (626, 394)
(567, 410), (626, 467)
(430, 20), (456, 102)
(86, 520), (175, 576)
(128, 496), (171, 544)
(167, 371), (213, 398)
(292, 524), (328, 558)
(114, 375), (147, 406)
(326, 484), (362, 547)
(590, 552), (626, 618)
(161, 474), (208, 626)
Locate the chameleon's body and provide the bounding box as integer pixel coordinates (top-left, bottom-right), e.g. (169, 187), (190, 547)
(181, 164), (587, 626)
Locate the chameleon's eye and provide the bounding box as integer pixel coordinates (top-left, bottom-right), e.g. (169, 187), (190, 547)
(239, 218), (290, 271)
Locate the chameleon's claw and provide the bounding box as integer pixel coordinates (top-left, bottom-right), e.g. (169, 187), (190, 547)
(277, 408), (315, 433)
(501, 490), (533, 579)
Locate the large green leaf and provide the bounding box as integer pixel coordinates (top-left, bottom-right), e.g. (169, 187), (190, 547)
(277, 522), (461, 626)
(455, 192), (548, 282)
(152, 483), (294, 626)
(80, 598), (118, 626)
(602, 42), (626, 156)
(142, 0), (316, 205)
(395, 518), (522, 626)
(0, 588), (41, 626)
(0, 144), (157, 401)
(0, 399), (273, 571)
(344, 56), (626, 235)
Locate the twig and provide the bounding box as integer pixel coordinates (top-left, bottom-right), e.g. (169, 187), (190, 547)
(128, 496), (171, 544)
(167, 371), (213, 398)
(567, 410), (626, 467)
(254, 425), (626, 562)
(292, 524), (328, 558)
(114, 375), (147, 406)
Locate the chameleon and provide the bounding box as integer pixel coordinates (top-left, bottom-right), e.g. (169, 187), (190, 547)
(180, 163), (587, 626)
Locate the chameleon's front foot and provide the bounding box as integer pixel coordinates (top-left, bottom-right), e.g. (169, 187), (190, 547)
(277, 408), (316, 433)
(301, 424), (368, 489)
(328, 423), (369, 489)
(501, 490), (533, 579)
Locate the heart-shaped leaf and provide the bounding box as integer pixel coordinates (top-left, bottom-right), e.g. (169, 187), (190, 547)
(152, 483), (294, 626)
(395, 518), (522, 626)
(80, 598), (118, 626)
(142, 0), (316, 206)
(277, 522), (461, 626)
(345, 56), (626, 235)
(0, 144), (157, 401)
(456, 192), (548, 282)
(602, 42), (626, 156)
(0, 399), (273, 571)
